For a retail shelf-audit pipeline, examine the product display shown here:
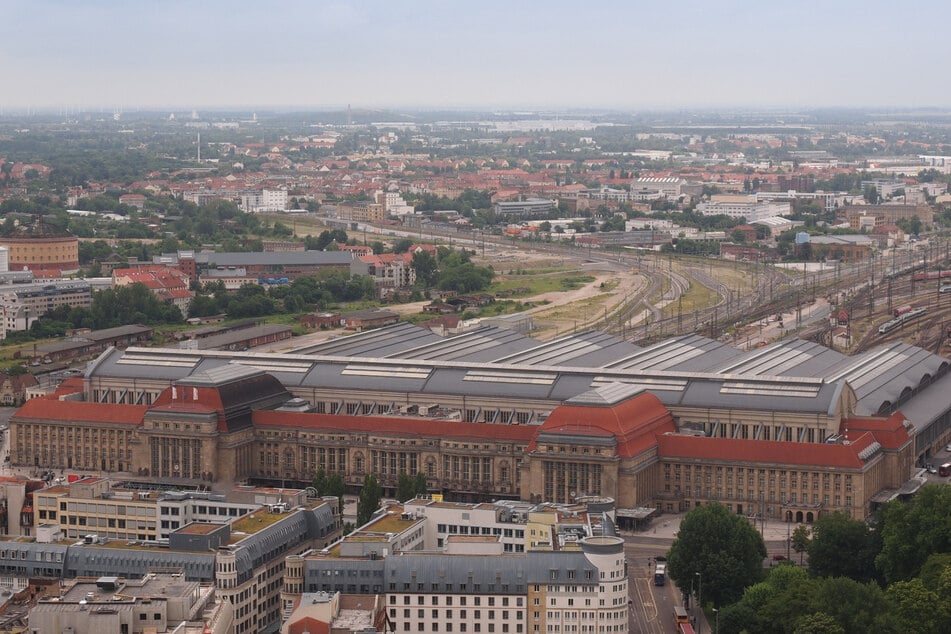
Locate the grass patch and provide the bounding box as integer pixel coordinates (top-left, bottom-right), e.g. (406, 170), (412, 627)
(661, 280), (719, 318)
(505, 266), (576, 276)
(230, 511), (288, 541)
(490, 273), (596, 297)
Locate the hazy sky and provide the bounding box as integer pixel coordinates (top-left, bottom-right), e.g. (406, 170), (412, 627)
(3, 0), (950, 111)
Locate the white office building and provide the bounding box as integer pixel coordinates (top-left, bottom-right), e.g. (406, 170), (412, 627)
(697, 195), (792, 222)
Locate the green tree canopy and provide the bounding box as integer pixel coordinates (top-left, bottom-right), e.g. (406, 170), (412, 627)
(357, 474), (382, 526)
(326, 472), (345, 515)
(792, 524), (811, 565)
(807, 512), (880, 581)
(396, 472), (415, 502)
(885, 578), (948, 634)
(792, 612), (845, 634)
(877, 485), (951, 583)
(312, 467), (327, 496)
(411, 249), (438, 288)
(666, 503), (767, 607)
(413, 472), (428, 497)
(436, 250), (494, 293)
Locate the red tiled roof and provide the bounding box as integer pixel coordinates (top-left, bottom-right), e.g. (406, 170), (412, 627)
(528, 391), (675, 458)
(50, 377), (84, 398)
(656, 434), (871, 469)
(842, 411), (911, 449)
(253, 410), (538, 443)
(151, 385), (228, 431)
(14, 398), (146, 426)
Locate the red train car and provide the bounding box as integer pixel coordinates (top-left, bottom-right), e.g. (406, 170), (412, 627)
(912, 270), (951, 282)
(893, 304), (912, 317)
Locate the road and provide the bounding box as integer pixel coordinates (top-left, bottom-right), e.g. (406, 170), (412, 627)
(625, 539), (684, 634)
(623, 528), (798, 633)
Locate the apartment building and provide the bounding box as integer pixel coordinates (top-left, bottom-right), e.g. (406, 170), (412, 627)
(338, 202), (386, 223)
(32, 478), (265, 541)
(842, 204), (934, 230)
(283, 500), (628, 634)
(0, 281), (92, 339)
(359, 253), (416, 290)
(0, 480), (340, 634)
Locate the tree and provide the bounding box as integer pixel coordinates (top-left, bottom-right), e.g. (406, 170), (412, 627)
(808, 577), (896, 633)
(357, 474), (382, 526)
(724, 564), (815, 633)
(877, 485), (951, 583)
(396, 472), (415, 502)
(792, 524), (811, 565)
(807, 512), (879, 581)
(731, 228), (747, 243)
(312, 467), (327, 496)
(666, 503), (767, 607)
(885, 579), (949, 634)
(413, 472), (428, 497)
(919, 553), (951, 589)
(436, 251), (494, 293)
(326, 473), (345, 515)
(793, 612), (845, 634)
(411, 249), (438, 287)
(393, 238), (414, 254)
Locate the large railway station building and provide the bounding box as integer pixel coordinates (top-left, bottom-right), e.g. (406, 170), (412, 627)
(11, 324), (951, 522)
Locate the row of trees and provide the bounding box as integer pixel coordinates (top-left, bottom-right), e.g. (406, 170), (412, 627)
(721, 564), (950, 634)
(669, 486), (951, 633)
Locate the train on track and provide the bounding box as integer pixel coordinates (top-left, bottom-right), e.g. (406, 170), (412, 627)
(912, 270), (951, 282)
(878, 307), (927, 335)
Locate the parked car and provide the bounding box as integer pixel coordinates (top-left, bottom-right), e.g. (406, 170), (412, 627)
(927, 464), (938, 474)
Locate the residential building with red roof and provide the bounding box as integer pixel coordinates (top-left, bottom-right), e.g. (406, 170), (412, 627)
(113, 264), (193, 313)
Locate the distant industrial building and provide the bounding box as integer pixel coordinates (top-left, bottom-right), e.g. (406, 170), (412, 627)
(493, 198), (556, 217)
(696, 195), (792, 222)
(0, 280), (92, 339)
(15, 324), (153, 365)
(193, 250), (365, 282)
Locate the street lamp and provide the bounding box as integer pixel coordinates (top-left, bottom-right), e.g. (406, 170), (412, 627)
(695, 571), (702, 634)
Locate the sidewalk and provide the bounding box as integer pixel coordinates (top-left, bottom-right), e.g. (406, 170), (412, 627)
(633, 512), (802, 544)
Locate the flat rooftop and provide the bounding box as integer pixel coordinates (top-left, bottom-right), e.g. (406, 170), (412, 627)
(177, 522), (226, 535)
(60, 574), (198, 602)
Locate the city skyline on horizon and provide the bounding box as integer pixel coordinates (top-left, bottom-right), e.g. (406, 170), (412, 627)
(4, 1), (951, 111)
